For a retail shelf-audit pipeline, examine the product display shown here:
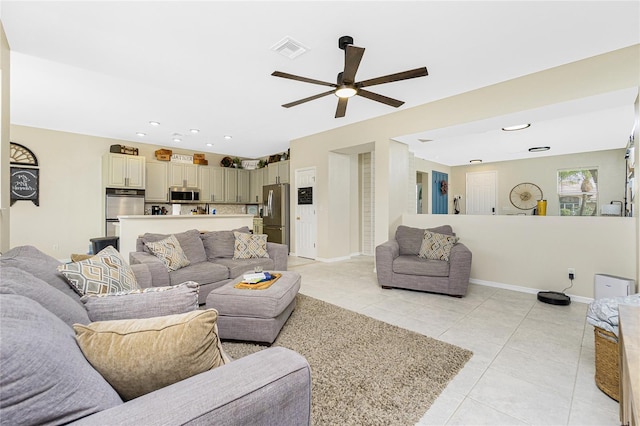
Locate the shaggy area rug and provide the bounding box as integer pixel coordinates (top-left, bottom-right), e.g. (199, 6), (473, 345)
(221, 294), (473, 425)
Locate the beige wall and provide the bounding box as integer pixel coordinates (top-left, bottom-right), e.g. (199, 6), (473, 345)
(415, 158), (452, 214)
(402, 213), (636, 299)
(449, 149), (626, 216)
(0, 22), (10, 253)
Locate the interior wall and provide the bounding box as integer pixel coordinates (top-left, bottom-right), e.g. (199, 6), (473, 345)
(0, 22), (10, 253)
(402, 213), (636, 299)
(324, 152), (351, 261)
(349, 153), (359, 256)
(415, 158), (451, 214)
(449, 149), (626, 215)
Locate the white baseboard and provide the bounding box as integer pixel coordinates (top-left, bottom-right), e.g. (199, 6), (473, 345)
(470, 278), (593, 304)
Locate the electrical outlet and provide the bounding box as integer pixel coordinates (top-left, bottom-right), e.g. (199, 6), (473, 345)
(568, 267), (575, 279)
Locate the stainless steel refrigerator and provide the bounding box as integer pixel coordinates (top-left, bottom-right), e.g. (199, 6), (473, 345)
(262, 183), (290, 248)
(105, 188), (145, 237)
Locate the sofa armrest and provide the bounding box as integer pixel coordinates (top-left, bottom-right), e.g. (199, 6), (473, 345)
(267, 242), (288, 271)
(129, 252), (171, 288)
(375, 239), (400, 286)
(447, 243), (472, 296)
(129, 264), (152, 289)
(71, 347), (311, 426)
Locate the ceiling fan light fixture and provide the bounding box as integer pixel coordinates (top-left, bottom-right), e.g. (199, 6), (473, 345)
(502, 123), (531, 131)
(335, 85), (357, 98)
(528, 146), (550, 152)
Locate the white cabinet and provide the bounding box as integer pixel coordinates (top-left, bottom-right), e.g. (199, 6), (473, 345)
(145, 161), (168, 202)
(103, 153), (145, 189)
(223, 168), (250, 203)
(169, 163), (198, 188)
(198, 166), (225, 202)
(267, 160), (289, 184)
(249, 168), (265, 204)
(237, 169), (250, 203)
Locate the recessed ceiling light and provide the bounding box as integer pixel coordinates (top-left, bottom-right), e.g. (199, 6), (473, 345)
(528, 146), (550, 152)
(206, 143), (213, 147)
(190, 129), (200, 134)
(469, 159), (482, 164)
(224, 135), (232, 140)
(502, 123), (531, 131)
(173, 138), (182, 143)
(136, 132), (146, 137)
(149, 121), (160, 126)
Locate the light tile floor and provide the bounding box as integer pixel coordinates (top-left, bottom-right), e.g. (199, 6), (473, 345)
(287, 255), (619, 426)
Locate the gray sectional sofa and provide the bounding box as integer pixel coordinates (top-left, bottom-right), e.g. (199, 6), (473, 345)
(0, 245), (311, 425)
(375, 225), (472, 297)
(130, 227), (289, 304)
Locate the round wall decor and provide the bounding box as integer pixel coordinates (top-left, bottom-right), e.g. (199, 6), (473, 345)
(509, 182), (543, 210)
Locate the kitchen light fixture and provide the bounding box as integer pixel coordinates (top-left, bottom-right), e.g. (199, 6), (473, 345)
(335, 85), (357, 98)
(469, 159), (482, 164)
(190, 129), (200, 134)
(173, 138), (182, 143)
(502, 123), (531, 131)
(223, 135), (233, 140)
(528, 146), (550, 152)
(148, 121), (160, 126)
(136, 132), (146, 137)
(206, 143), (213, 147)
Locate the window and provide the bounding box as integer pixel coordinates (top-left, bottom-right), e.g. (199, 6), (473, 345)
(558, 168), (598, 216)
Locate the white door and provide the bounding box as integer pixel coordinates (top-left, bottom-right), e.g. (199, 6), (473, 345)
(295, 167), (317, 259)
(466, 171), (497, 215)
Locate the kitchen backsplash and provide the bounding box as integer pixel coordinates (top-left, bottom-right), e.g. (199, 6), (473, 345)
(143, 203), (250, 216)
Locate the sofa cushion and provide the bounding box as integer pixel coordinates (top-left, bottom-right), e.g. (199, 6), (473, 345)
(395, 225), (454, 255)
(0, 294), (122, 425)
(201, 226), (251, 259)
(233, 232), (269, 259)
(418, 230), (460, 261)
(212, 257), (276, 280)
(81, 281), (200, 322)
(73, 309), (229, 401)
(0, 245), (82, 304)
(169, 261), (230, 286)
(145, 235), (191, 272)
(140, 229), (208, 264)
(0, 266), (90, 326)
(392, 255), (450, 277)
(57, 246), (140, 296)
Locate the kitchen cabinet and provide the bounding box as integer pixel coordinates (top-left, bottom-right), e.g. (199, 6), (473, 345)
(102, 153), (145, 189)
(267, 160), (289, 184)
(249, 168), (265, 204)
(168, 162), (198, 188)
(198, 166), (225, 202)
(224, 168), (250, 203)
(145, 161), (169, 202)
(237, 169), (250, 203)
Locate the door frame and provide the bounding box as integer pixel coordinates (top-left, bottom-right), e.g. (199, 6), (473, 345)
(294, 166), (317, 259)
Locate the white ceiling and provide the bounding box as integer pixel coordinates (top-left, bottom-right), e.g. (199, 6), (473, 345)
(1, 1), (639, 162)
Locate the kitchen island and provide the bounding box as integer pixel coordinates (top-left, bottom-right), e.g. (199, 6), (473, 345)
(118, 214), (254, 260)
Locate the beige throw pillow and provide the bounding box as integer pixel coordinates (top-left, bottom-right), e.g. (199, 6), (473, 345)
(73, 309), (229, 401)
(418, 230), (460, 261)
(233, 231), (269, 259)
(57, 246), (139, 296)
(144, 234), (190, 271)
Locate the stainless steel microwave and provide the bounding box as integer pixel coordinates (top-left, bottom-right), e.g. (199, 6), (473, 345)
(169, 187), (200, 203)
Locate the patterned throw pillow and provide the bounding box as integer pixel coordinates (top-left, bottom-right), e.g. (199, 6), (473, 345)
(144, 235), (190, 272)
(57, 246), (139, 296)
(233, 231), (270, 259)
(418, 230), (460, 261)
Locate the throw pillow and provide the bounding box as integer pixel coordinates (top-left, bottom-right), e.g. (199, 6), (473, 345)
(0, 294), (122, 425)
(418, 230), (460, 261)
(233, 231), (269, 259)
(81, 281), (200, 322)
(140, 229), (207, 264)
(201, 226), (251, 259)
(57, 246), (139, 296)
(144, 234), (191, 272)
(73, 309), (229, 401)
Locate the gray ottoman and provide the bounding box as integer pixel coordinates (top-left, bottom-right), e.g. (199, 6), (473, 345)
(206, 271), (301, 344)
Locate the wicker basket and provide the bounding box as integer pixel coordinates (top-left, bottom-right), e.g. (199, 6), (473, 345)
(593, 326), (619, 401)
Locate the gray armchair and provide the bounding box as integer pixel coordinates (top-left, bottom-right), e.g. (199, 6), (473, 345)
(375, 225), (472, 297)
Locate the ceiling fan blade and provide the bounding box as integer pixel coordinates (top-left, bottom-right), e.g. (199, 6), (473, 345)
(335, 97), (348, 118)
(357, 67), (428, 88)
(357, 89), (404, 108)
(342, 46), (365, 84)
(272, 71), (336, 88)
(281, 89), (336, 108)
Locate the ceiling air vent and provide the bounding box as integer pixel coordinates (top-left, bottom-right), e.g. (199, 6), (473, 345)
(271, 36), (309, 59)
(418, 138), (433, 143)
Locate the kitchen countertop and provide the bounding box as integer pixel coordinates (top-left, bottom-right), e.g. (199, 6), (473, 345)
(118, 214), (254, 219)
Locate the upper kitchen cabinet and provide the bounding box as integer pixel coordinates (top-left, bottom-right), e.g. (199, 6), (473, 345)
(249, 168), (264, 204)
(237, 169), (250, 203)
(199, 166), (225, 202)
(102, 153), (145, 189)
(224, 168), (250, 203)
(145, 161), (169, 202)
(267, 160), (289, 184)
(169, 162), (198, 188)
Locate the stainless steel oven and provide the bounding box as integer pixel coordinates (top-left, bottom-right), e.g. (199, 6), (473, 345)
(105, 188), (145, 237)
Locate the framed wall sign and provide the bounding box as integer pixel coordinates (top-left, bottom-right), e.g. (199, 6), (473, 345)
(10, 167), (39, 206)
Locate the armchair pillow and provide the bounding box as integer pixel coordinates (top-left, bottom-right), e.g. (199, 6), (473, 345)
(418, 230), (460, 261)
(81, 281), (200, 322)
(73, 309), (229, 401)
(396, 225), (454, 255)
(57, 246), (139, 296)
(233, 231), (269, 259)
(145, 235), (191, 272)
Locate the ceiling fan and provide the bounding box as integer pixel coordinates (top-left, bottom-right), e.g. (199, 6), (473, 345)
(272, 36), (428, 118)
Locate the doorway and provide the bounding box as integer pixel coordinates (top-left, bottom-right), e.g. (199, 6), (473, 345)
(295, 167), (317, 259)
(466, 171), (497, 215)
(432, 171), (448, 214)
